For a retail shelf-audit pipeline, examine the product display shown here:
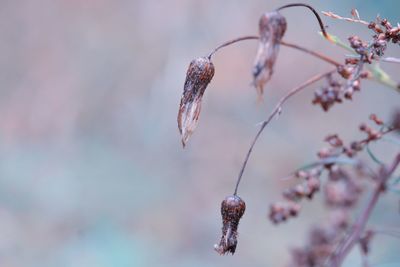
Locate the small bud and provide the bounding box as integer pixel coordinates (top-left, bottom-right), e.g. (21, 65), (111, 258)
(214, 195), (246, 255)
(252, 11), (287, 99)
(369, 114), (383, 125)
(177, 57), (215, 147)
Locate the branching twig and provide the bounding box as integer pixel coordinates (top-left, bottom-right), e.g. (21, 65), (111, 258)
(322, 11), (370, 26)
(330, 153), (400, 267)
(233, 69), (336, 195)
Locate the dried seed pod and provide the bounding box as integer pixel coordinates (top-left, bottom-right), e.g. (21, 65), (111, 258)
(253, 11), (287, 99)
(177, 57), (215, 147)
(214, 195), (246, 255)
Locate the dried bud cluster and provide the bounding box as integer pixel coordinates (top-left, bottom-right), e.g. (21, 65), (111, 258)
(253, 11), (287, 98)
(312, 74), (343, 111)
(269, 201), (301, 224)
(283, 175), (321, 201)
(324, 167), (362, 208)
(214, 195), (246, 255)
(270, 168), (321, 224)
(289, 224), (344, 267)
(177, 57), (215, 147)
(281, 112), (400, 266)
(316, 114), (395, 159)
(287, 167), (361, 267)
(368, 17), (400, 46)
(313, 14), (400, 112)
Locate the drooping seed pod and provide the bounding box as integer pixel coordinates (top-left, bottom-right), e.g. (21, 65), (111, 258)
(214, 195), (246, 255)
(253, 11), (287, 99)
(177, 57), (215, 147)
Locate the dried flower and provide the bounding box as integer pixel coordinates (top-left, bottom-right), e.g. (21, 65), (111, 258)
(177, 57), (215, 147)
(253, 11), (287, 99)
(214, 195), (246, 255)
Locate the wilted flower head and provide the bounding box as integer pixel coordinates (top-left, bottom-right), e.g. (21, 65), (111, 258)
(214, 195), (246, 255)
(177, 57), (215, 147)
(253, 11), (287, 99)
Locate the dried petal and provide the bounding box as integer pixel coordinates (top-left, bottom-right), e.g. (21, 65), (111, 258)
(214, 195), (246, 255)
(177, 57), (215, 147)
(253, 11), (287, 99)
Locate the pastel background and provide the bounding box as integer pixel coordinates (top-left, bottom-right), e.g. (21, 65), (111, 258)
(0, 0), (399, 266)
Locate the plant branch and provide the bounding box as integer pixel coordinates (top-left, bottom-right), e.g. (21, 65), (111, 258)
(322, 11), (370, 26)
(207, 36), (259, 59)
(331, 153), (400, 267)
(277, 3), (330, 40)
(207, 35), (340, 67)
(280, 41), (341, 66)
(233, 69), (336, 195)
(320, 32), (400, 92)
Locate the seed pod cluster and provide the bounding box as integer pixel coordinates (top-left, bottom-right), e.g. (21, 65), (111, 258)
(253, 11), (287, 99)
(214, 195), (246, 255)
(177, 57), (215, 147)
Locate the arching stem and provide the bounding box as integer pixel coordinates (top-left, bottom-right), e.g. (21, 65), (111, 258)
(277, 3), (330, 40)
(208, 36), (259, 59)
(233, 69), (336, 195)
(208, 36), (340, 66)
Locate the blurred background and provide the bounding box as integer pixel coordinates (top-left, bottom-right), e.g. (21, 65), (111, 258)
(0, 0), (399, 266)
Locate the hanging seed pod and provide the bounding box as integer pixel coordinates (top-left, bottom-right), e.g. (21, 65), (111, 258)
(177, 57), (215, 147)
(214, 195), (246, 255)
(253, 11), (287, 99)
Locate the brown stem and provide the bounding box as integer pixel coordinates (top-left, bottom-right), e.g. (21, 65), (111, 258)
(233, 69), (336, 195)
(331, 153), (400, 267)
(280, 41), (341, 66)
(276, 3), (330, 40)
(207, 36), (340, 67)
(207, 36), (258, 59)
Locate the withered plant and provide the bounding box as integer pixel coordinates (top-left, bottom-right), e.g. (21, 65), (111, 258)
(177, 3), (400, 267)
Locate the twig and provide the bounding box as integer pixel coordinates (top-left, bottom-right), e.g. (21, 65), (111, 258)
(233, 69), (336, 195)
(280, 41), (341, 66)
(322, 11), (369, 26)
(331, 153), (400, 267)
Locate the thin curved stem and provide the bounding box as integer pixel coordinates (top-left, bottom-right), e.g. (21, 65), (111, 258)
(233, 69), (336, 195)
(207, 36), (340, 66)
(280, 41), (341, 66)
(277, 3), (330, 40)
(207, 36), (259, 59)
